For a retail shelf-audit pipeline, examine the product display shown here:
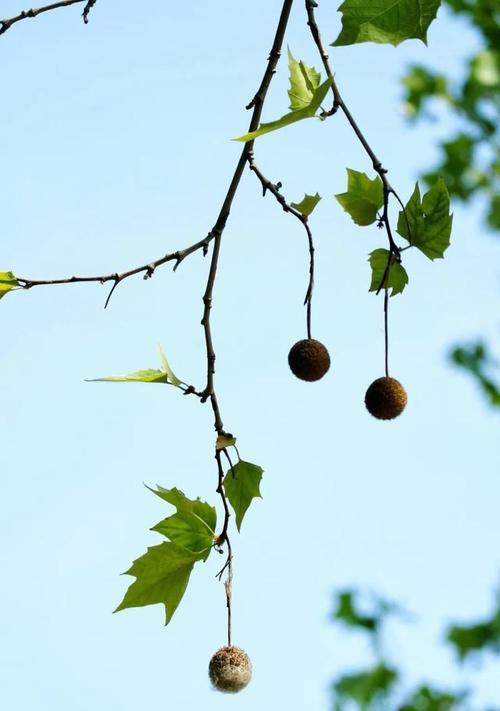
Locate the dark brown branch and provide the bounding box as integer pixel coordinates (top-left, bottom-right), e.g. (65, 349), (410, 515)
(199, 0), (294, 436)
(16, 234), (213, 295)
(0, 0), (87, 36)
(246, 152), (316, 339)
(82, 0), (96, 23)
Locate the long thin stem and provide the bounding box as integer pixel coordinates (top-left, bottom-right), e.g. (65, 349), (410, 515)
(1, 0), (87, 35)
(384, 289), (389, 377)
(246, 154), (316, 338)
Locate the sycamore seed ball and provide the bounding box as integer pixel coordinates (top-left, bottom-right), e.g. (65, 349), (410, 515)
(288, 338), (330, 382)
(365, 376), (408, 420)
(209, 646), (252, 693)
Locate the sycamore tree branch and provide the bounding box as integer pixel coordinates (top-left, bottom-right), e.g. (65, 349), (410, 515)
(246, 151), (316, 339)
(199, 0), (294, 649)
(199, 0), (294, 436)
(16, 234), (214, 306)
(0, 0), (91, 35)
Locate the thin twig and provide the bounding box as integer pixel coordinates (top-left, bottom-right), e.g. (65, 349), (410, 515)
(384, 289), (389, 377)
(16, 234), (213, 297)
(246, 152), (316, 339)
(1, 0), (86, 36)
(82, 0), (96, 23)
(200, 0), (294, 435)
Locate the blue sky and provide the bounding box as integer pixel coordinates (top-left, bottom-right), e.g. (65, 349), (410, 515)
(1, 1), (499, 709)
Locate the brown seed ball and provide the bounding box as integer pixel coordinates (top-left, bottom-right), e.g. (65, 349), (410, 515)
(288, 339), (330, 382)
(209, 646), (252, 693)
(365, 376), (408, 420)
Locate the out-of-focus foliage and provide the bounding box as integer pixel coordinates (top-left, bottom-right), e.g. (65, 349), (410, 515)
(450, 343), (500, 406)
(330, 588), (500, 710)
(401, 0), (499, 229)
(401, 0), (500, 405)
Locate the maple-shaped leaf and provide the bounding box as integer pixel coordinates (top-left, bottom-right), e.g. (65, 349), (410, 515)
(397, 178), (452, 259)
(223, 459), (263, 531)
(332, 0), (442, 48)
(115, 542), (201, 625)
(368, 249), (409, 296)
(234, 50), (331, 142)
(149, 486), (216, 560)
(335, 169), (384, 226)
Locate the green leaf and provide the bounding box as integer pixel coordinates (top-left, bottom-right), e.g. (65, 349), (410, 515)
(89, 347), (185, 387)
(149, 486), (216, 560)
(333, 664), (398, 708)
(0, 271), (19, 299)
(291, 193), (322, 216)
(90, 369), (172, 384)
(287, 48), (322, 110)
(397, 178), (453, 259)
(335, 169), (384, 226)
(368, 249), (409, 296)
(333, 591), (379, 633)
(447, 607), (500, 660)
(234, 51), (332, 142)
(450, 343), (500, 407)
(400, 685), (463, 711)
(158, 345), (182, 387)
(223, 460), (263, 532)
(332, 0), (442, 47)
(115, 542), (201, 625)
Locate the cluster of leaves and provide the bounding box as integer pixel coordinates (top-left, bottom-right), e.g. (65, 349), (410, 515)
(331, 588), (500, 710)
(335, 171), (452, 296)
(93, 349), (263, 624)
(114, 460), (263, 624)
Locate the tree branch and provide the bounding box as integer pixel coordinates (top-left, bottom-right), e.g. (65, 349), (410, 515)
(246, 151), (316, 339)
(0, 0), (87, 36)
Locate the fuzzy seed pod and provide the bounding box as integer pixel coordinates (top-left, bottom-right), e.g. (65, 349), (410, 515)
(365, 376), (407, 420)
(288, 338), (330, 382)
(209, 646), (252, 693)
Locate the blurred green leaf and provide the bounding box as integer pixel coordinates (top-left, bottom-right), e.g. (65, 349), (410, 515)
(333, 591), (379, 633)
(399, 685), (465, 711)
(333, 664), (398, 710)
(223, 459), (263, 531)
(447, 605), (500, 660)
(332, 0), (441, 47)
(450, 343), (500, 407)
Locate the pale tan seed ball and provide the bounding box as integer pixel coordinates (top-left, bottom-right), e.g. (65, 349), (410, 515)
(288, 339), (330, 381)
(208, 646), (252, 693)
(365, 376), (407, 420)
